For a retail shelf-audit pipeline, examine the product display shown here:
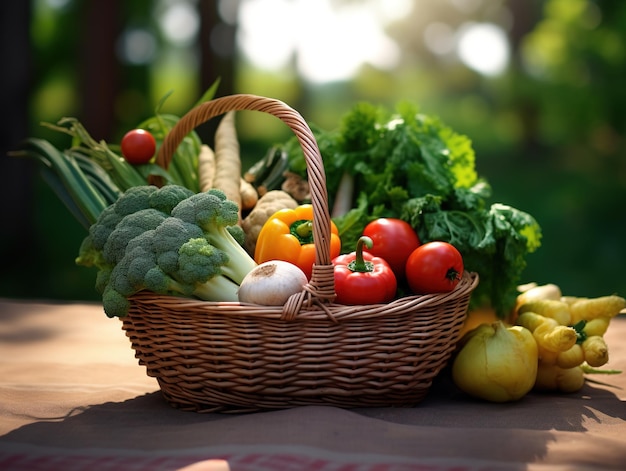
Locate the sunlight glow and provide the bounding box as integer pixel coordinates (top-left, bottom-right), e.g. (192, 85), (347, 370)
(456, 22), (509, 76)
(158, 0), (200, 46)
(237, 0), (402, 84)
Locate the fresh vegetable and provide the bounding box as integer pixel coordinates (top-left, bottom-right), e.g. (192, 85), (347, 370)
(280, 171), (310, 203)
(76, 185), (257, 317)
(568, 295), (626, 324)
(244, 146), (291, 196)
(280, 102), (541, 317)
(198, 144), (216, 192)
(515, 283), (562, 316)
(405, 241), (463, 294)
(581, 335), (609, 367)
(139, 82), (222, 192)
(254, 204), (341, 280)
(517, 299), (572, 327)
(241, 190), (299, 256)
(213, 111), (242, 216)
(452, 321), (538, 402)
(10, 138), (115, 229)
(238, 260), (308, 305)
(361, 218), (420, 280)
(11, 84), (221, 229)
(514, 284), (624, 393)
(459, 307), (499, 338)
(120, 129), (156, 165)
(43, 117), (150, 192)
(556, 343), (585, 369)
(137, 111), (201, 192)
(239, 178), (259, 211)
(582, 317), (610, 337)
(332, 236), (397, 305)
(534, 363), (585, 393)
(516, 311), (577, 357)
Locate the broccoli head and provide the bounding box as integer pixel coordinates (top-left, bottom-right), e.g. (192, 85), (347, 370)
(78, 185), (258, 317)
(100, 228), (242, 318)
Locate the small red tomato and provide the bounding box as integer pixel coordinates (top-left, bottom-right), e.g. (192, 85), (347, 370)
(405, 241), (464, 294)
(362, 218), (420, 280)
(121, 129), (156, 165)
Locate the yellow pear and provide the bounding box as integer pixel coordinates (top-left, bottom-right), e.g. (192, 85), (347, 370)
(452, 321), (538, 402)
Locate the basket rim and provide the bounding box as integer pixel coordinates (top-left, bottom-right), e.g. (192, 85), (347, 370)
(127, 271), (479, 322)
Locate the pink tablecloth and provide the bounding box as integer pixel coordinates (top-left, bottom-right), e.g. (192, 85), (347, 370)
(1, 298), (625, 470)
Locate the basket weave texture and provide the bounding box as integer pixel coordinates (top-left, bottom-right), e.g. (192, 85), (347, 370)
(121, 94), (479, 413)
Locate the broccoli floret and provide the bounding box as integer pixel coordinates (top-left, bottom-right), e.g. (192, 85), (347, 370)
(227, 225), (246, 248)
(102, 284), (132, 319)
(150, 217), (205, 273)
(176, 237), (241, 301)
(76, 232), (109, 269)
(171, 189), (257, 283)
(113, 185), (159, 217)
(79, 184), (192, 268)
(88, 204), (124, 251)
(102, 208), (169, 265)
(149, 185), (195, 214)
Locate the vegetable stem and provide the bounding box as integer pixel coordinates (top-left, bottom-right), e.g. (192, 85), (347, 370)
(347, 236), (374, 273)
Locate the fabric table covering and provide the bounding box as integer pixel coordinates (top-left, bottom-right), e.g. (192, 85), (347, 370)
(1, 298), (625, 470)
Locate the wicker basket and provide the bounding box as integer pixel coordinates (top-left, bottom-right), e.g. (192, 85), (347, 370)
(121, 94), (479, 413)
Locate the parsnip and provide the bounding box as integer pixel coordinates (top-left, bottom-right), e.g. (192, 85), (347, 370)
(582, 316), (610, 337)
(581, 335), (609, 367)
(569, 295), (625, 323)
(515, 283), (562, 314)
(518, 299), (571, 326)
(516, 311), (577, 354)
(556, 344), (585, 369)
(198, 144), (216, 192)
(240, 177), (258, 211)
(534, 363), (585, 393)
(214, 111), (242, 216)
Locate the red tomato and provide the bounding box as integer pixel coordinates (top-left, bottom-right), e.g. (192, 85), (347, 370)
(362, 218), (420, 279)
(121, 129), (156, 164)
(405, 241), (464, 294)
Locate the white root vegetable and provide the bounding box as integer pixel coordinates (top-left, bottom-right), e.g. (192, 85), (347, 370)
(237, 260), (308, 306)
(214, 111), (242, 216)
(198, 144), (216, 192)
(240, 177), (258, 211)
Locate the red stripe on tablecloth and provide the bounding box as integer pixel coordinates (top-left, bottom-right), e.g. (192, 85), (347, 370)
(0, 451), (498, 471)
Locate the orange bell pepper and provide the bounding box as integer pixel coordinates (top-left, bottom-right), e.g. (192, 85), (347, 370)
(254, 204), (341, 279)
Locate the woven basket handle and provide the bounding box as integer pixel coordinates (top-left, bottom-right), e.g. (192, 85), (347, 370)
(155, 94), (336, 310)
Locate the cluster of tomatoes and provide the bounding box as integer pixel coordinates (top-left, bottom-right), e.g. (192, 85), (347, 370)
(121, 128), (465, 307)
(333, 218), (464, 305)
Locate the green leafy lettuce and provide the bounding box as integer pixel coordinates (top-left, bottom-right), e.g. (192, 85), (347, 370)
(283, 101), (541, 317)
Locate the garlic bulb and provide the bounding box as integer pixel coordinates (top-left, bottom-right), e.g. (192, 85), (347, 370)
(237, 260), (308, 306)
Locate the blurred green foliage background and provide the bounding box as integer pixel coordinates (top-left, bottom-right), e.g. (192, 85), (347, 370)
(1, 0), (624, 302)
